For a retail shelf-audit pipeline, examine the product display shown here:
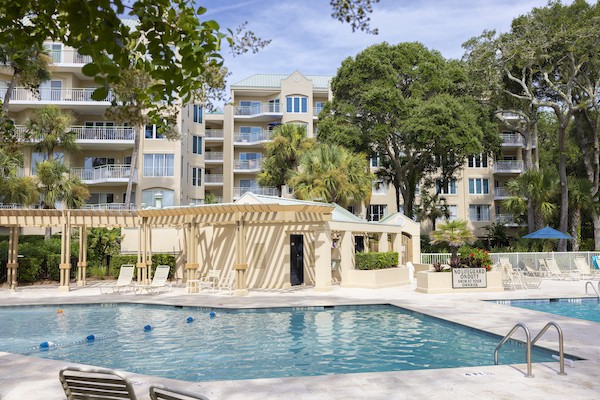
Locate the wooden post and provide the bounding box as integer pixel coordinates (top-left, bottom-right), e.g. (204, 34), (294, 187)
(234, 218), (248, 296)
(7, 227), (19, 291)
(59, 213), (71, 292)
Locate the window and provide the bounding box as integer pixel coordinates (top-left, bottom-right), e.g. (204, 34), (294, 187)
(469, 205), (490, 222)
(315, 101), (325, 115)
(468, 154), (488, 168)
(122, 192), (136, 204)
(123, 156), (132, 165)
(240, 179), (257, 188)
(88, 193), (114, 204)
(143, 154), (174, 177)
(367, 205), (387, 221)
(268, 98), (280, 112)
(372, 180), (387, 195)
(370, 155), (380, 168)
(286, 96), (308, 113)
(239, 100), (261, 115)
(239, 126), (263, 141)
(31, 152), (64, 174)
(192, 135), (202, 154)
(84, 157), (114, 169)
(193, 105), (202, 123)
(436, 179), (457, 195)
(346, 205), (356, 215)
(468, 178), (490, 195)
(191, 167), (202, 186)
(142, 189), (174, 208)
(40, 80), (62, 101)
(436, 205), (458, 225)
(239, 152), (261, 161)
(144, 124), (164, 139)
(44, 43), (62, 63)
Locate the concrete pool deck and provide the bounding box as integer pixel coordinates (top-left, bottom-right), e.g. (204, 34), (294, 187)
(0, 279), (599, 400)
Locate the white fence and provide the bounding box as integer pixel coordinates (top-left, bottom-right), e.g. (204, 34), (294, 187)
(422, 252), (600, 272)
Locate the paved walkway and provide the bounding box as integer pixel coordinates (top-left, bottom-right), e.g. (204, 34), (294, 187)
(1, 279), (599, 400)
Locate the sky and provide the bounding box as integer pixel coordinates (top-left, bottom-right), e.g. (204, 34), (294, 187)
(202, 0), (559, 92)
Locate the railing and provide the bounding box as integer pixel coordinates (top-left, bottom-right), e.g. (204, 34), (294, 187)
(234, 131), (273, 143)
(500, 133), (525, 146)
(421, 251), (600, 274)
(204, 174), (223, 184)
(585, 281), (600, 297)
(0, 203), (22, 209)
(234, 103), (281, 115)
(496, 214), (521, 225)
(204, 152), (223, 161)
(494, 323), (533, 377)
(70, 164), (136, 183)
(81, 203), (136, 211)
(494, 187), (510, 198)
(14, 125), (134, 142)
(233, 186), (278, 197)
(0, 87), (114, 102)
(49, 49), (92, 64)
(234, 158), (263, 171)
(493, 160), (524, 173)
(205, 129), (224, 139)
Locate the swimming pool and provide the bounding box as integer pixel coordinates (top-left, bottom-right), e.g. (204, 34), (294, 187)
(496, 298), (600, 323)
(0, 304), (557, 382)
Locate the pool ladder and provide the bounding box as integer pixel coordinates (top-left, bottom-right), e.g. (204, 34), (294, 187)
(584, 281), (600, 297)
(494, 322), (567, 378)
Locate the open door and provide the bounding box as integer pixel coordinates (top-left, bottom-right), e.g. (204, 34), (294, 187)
(290, 234), (304, 286)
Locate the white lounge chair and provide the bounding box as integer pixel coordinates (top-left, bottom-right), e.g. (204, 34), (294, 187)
(199, 269), (221, 292)
(523, 258), (548, 277)
(574, 257), (600, 279)
(135, 265), (172, 294)
(100, 265), (135, 294)
(60, 366), (138, 399)
(216, 270), (235, 295)
(500, 259), (541, 290)
(545, 258), (579, 280)
(150, 384), (209, 400)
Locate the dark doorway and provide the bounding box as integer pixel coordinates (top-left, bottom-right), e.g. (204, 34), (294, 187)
(355, 235), (365, 253)
(290, 234), (304, 286)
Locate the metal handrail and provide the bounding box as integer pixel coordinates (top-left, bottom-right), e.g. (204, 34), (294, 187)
(585, 281), (600, 297)
(531, 322), (567, 376)
(494, 322), (533, 377)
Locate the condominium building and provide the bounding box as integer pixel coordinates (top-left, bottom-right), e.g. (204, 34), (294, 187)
(2, 55), (529, 236)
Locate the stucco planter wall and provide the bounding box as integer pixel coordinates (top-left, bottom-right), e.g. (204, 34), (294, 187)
(342, 267), (410, 288)
(415, 269), (503, 294)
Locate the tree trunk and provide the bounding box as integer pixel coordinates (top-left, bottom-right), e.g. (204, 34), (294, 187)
(570, 208), (580, 252)
(1, 75), (17, 114)
(44, 226), (52, 241)
(124, 124), (141, 209)
(593, 214), (600, 251)
(527, 200), (535, 233)
(557, 125), (569, 252)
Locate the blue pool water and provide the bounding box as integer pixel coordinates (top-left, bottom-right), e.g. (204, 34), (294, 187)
(0, 304), (557, 382)
(496, 298), (600, 323)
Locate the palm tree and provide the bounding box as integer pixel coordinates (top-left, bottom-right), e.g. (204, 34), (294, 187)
(503, 168), (558, 232)
(36, 159), (89, 239)
(27, 105), (78, 160)
(0, 150), (38, 206)
(415, 191), (450, 231)
(290, 143), (373, 207)
(568, 178), (594, 251)
(430, 220), (476, 263)
(258, 124), (315, 196)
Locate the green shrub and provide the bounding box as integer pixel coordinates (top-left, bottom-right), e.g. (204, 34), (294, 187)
(18, 258), (42, 283)
(89, 265), (108, 280)
(355, 252), (398, 270)
(46, 254), (61, 281)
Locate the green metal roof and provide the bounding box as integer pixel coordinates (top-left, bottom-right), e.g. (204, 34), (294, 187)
(232, 74), (332, 89)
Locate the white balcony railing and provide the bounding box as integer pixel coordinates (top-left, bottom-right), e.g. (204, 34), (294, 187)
(234, 158), (263, 171)
(49, 49), (92, 64)
(204, 174), (223, 184)
(234, 103), (281, 116)
(0, 87), (114, 103)
(496, 214), (520, 225)
(204, 152), (224, 161)
(233, 186), (278, 197)
(205, 129), (224, 139)
(81, 203), (136, 211)
(14, 125), (134, 142)
(234, 131), (273, 143)
(500, 133), (525, 146)
(71, 164), (136, 183)
(494, 187), (510, 198)
(493, 160), (524, 173)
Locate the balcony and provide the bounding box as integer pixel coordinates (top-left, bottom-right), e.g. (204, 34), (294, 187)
(233, 103), (282, 122)
(49, 49), (92, 65)
(493, 160), (524, 174)
(495, 214), (524, 226)
(204, 152), (224, 162)
(233, 186), (278, 198)
(234, 131), (273, 144)
(205, 129), (224, 140)
(494, 187), (510, 199)
(234, 158), (263, 172)
(71, 164), (137, 185)
(81, 203), (136, 211)
(1, 87), (114, 104)
(204, 174), (223, 185)
(500, 133), (524, 147)
(15, 125), (134, 142)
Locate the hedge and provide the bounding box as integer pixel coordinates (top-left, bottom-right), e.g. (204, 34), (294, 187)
(18, 258), (43, 283)
(46, 254), (62, 281)
(355, 252), (399, 270)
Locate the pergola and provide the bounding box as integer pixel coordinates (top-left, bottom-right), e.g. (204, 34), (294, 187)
(1, 203), (334, 293)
